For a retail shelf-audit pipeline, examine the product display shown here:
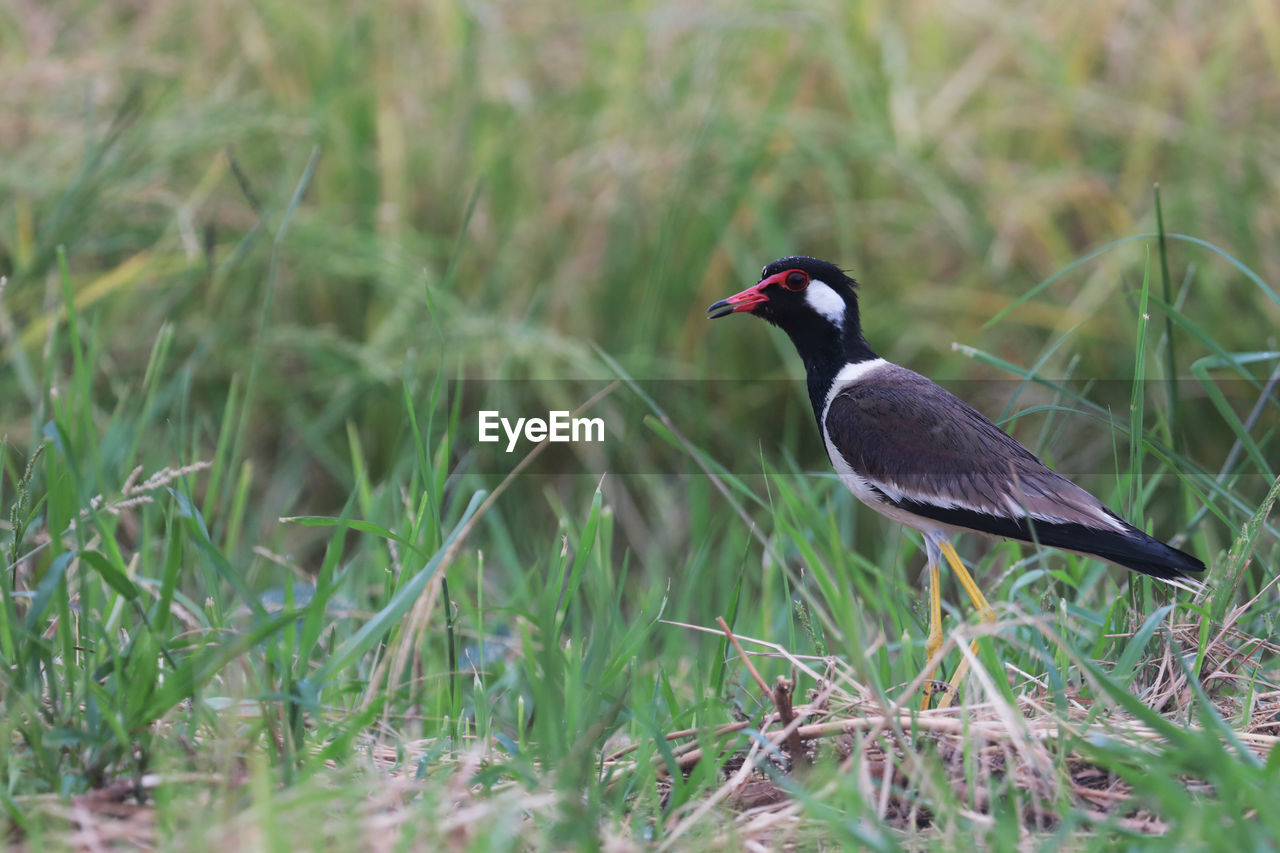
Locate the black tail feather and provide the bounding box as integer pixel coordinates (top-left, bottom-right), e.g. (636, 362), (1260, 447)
(1033, 522), (1205, 581)
(895, 500), (1207, 581)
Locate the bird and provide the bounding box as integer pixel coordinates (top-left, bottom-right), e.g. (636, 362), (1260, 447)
(707, 256), (1207, 708)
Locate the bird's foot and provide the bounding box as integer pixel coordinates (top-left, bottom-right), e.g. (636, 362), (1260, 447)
(920, 680), (959, 710)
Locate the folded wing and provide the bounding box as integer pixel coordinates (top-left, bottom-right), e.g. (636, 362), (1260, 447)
(823, 368), (1205, 582)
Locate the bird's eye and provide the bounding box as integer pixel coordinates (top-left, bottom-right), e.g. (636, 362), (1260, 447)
(782, 271), (809, 291)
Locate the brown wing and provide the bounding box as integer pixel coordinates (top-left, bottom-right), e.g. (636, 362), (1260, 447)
(824, 366), (1122, 530)
(822, 365), (1206, 581)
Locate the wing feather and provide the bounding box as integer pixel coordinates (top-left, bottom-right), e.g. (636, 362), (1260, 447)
(822, 367), (1124, 531)
(819, 364), (1205, 581)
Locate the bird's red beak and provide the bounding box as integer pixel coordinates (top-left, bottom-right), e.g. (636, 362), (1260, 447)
(707, 280), (770, 319)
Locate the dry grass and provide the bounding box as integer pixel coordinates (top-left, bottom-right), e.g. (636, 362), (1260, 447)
(623, 611), (1280, 848)
(19, 606), (1275, 851)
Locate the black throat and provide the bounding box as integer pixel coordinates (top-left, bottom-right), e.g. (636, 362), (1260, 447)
(776, 310), (878, 424)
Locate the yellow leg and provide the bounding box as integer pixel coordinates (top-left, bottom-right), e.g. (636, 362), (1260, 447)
(936, 541), (996, 709)
(938, 541), (994, 621)
(920, 559), (943, 710)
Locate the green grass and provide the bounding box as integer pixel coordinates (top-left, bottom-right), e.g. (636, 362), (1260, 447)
(2, 0), (1280, 848)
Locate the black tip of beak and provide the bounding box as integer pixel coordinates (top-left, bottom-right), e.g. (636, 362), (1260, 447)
(707, 299), (734, 320)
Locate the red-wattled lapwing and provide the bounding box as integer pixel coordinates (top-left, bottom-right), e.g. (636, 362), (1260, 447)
(708, 256), (1207, 708)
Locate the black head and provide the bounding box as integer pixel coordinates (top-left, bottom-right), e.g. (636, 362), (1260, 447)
(707, 256), (871, 359)
(707, 256), (877, 418)
(707, 256), (857, 327)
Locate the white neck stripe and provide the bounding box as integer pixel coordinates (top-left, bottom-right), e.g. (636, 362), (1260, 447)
(822, 358), (888, 417)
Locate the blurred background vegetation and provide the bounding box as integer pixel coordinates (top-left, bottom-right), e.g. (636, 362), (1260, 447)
(5, 0), (1277, 580)
(2, 0), (1279, 845)
(5, 0), (1278, 549)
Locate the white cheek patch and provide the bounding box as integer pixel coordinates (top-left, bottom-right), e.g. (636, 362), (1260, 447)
(805, 280), (845, 329)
